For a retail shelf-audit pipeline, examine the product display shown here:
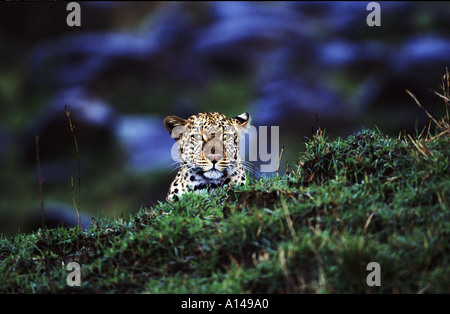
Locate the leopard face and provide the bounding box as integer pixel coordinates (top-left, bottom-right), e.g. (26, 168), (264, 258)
(164, 112), (250, 202)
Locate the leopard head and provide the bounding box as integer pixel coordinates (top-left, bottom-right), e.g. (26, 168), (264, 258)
(164, 112), (250, 180)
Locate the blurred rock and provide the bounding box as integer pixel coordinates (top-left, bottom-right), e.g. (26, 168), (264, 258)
(251, 75), (350, 131)
(392, 35), (450, 82)
(28, 32), (152, 88)
(192, 2), (313, 74)
(316, 39), (392, 70)
(115, 115), (174, 172)
(197, 2), (310, 48)
(370, 35), (450, 114)
(23, 87), (118, 179)
(27, 2), (199, 89)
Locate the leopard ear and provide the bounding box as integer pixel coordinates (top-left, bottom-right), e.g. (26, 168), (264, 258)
(233, 112), (250, 128)
(164, 115), (187, 139)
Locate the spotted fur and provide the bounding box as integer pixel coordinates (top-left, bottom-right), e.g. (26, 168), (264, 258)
(164, 112), (250, 202)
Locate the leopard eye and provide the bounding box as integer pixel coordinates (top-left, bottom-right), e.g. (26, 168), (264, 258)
(191, 134), (202, 141)
(223, 133), (233, 140)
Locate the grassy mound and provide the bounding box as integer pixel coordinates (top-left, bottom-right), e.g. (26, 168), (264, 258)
(1, 125), (449, 293)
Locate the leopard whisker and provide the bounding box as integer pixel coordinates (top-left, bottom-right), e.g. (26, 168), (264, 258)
(241, 160), (261, 178)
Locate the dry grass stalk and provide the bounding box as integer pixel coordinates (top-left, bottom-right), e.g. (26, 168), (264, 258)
(65, 105), (82, 229)
(405, 89), (444, 131)
(276, 145), (284, 176)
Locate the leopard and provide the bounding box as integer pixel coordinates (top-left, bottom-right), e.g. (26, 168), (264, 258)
(164, 112), (250, 202)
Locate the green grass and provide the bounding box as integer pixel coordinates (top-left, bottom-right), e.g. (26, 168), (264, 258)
(1, 126), (449, 293)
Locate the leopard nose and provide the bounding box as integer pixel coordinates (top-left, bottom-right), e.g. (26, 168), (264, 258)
(206, 154), (222, 163)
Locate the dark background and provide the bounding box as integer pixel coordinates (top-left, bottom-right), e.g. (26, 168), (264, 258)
(0, 1), (449, 235)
